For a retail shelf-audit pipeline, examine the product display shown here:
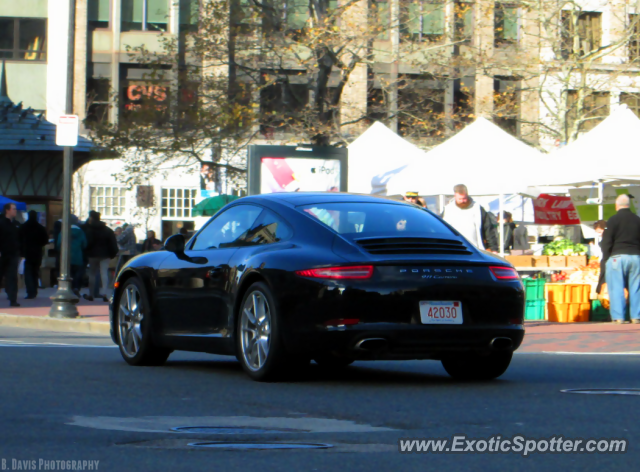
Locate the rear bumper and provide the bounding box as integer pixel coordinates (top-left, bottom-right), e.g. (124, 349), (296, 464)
(286, 324), (525, 360)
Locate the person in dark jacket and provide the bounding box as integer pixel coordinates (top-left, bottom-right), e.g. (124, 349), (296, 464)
(600, 195), (640, 324)
(0, 203), (22, 306)
(141, 230), (162, 253)
(19, 210), (48, 299)
(83, 211), (119, 302)
(497, 211), (516, 254)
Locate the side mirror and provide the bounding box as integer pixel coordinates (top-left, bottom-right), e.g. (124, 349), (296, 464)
(164, 234), (185, 255)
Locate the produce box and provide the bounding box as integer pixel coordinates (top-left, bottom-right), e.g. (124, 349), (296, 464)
(591, 299), (610, 322)
(525, 299), (545, 320)
(524, 278), (546, 300)
(532, 256), (549, 267)
(547, 302), (590, 322)
(567, 256), (588, 268)
(548, 256), (567, 267)
(545, 283), (590, 304)
(505, 255), (533, 267)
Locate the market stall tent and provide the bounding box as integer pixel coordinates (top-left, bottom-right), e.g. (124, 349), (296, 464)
(540, 105), (640, 187)
(347, 121), (429, 194)
(385, 117), (547, 196)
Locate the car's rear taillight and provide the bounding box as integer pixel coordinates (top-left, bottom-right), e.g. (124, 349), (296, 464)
(490, 266), (519, 280)
(295, 265), (374, 279)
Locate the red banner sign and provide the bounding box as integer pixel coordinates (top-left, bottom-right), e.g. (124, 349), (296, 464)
(533, 194), (580, 225)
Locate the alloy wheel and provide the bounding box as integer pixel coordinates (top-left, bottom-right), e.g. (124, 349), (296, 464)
(240, 291), (272, 371)
(118, 284), (144, 358)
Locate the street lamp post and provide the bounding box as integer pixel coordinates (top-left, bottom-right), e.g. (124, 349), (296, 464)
(50, 0), (79, 318)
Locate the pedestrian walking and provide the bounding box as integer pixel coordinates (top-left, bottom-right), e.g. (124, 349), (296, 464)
(141, 230), (162, 253)
(600, 194), (640, 324)
(117, 223), (137, 255)
(57, 216), (87, 297)
(19, 210), (48, 299)
(0, 203), (22, 306)
(442, 184), (498, 252)
(83, 211), (119, 302)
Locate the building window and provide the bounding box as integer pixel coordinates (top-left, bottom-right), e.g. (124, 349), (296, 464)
(566, 90), (609, 133)
(560, 11), (601, 59)
(122, 0), (169, 32)
(453, 77), (474, 128)
(494, 2), (518, 46)
(161, 188), (197, 218)
(86, 77), (111, 128)
(0, 18), (47, 61)
(493, 77), (519, 136)
(401, 0), (445, 43)
(120, 65), (171, 125)
(629, 15), (640, 62)
(88, 0), (111, 30)
(453, 1), (473, 42)
(90, 186), (127, 217)
(259, 71), (309, 135)
(397, 74), (446, 137)
(180, 0), (199, 33)
(620, 93), (640, 118)
(370, 0), (390, 40)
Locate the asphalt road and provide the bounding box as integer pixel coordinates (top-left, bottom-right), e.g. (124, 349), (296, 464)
(0, 326), (638, 471)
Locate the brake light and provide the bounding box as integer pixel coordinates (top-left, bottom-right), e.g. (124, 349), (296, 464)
(295, 265), (374, 279)
(490, 266), (519, 280)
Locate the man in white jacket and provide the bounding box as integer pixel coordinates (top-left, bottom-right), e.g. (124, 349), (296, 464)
(442, 184), (498, 252)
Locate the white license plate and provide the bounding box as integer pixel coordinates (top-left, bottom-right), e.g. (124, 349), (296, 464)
(419, 301), (463, 324)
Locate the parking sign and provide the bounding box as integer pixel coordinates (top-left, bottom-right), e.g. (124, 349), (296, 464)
(56, 115), (79, 146)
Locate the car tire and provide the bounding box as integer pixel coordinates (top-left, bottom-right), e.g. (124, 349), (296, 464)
(237, 282), (300, 381)
(441, 351), (513, 381)
(116, 277), (171, 367)
(314, 353), (355, 369)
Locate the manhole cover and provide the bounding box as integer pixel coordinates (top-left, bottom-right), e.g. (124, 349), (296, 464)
(189, 441), (332, 450)
(561, 388), (640, 395)
(171, 426), (304, 434)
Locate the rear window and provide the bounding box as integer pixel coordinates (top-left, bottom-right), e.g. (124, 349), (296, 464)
(298, 202), (453, 237)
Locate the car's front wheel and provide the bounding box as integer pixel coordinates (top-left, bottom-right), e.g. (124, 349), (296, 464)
(116, 278), (171, 366)
(441, 351), (513, 381)
(237, 282), (302, 381)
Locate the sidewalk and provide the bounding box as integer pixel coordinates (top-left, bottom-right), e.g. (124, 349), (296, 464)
(0, 287), (110, 335)
(0, 290), (638, 352)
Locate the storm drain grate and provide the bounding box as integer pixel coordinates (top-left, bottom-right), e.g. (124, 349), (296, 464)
(172, 426), (305, 434)
(561, 388), (640, 396)
(189, 441), (333, 450)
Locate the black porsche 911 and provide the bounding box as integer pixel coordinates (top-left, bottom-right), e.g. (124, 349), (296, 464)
(110, 192), (525, 381)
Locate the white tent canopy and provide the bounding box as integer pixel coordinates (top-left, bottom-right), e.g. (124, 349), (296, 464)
(347, 121), (428, 194)
(385, 117), (546, 196)
(540, 105), (640, 187)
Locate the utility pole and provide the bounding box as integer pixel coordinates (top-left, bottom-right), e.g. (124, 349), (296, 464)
(50, 0), (79, 318)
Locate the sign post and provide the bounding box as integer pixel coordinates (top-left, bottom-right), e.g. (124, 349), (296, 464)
(49, 0), (79, 319)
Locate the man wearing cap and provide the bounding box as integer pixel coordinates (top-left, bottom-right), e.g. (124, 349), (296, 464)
(600, 194), (640, 324)
(404, 192), (421, 205)
(441, 184), (498, 252)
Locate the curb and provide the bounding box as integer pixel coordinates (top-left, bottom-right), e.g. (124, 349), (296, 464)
(0, 314), (110, 336)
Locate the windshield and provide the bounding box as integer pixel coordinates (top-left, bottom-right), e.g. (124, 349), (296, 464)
(298, 202), (454, 237)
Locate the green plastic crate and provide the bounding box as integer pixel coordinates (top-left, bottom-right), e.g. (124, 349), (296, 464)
(524, 278), (546, 301)
(525, 299), (545, 320)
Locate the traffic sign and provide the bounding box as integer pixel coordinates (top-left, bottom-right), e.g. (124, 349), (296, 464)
(56, 115), (79, 146)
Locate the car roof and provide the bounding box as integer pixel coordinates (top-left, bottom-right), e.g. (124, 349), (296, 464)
(239, 192), (410, 207)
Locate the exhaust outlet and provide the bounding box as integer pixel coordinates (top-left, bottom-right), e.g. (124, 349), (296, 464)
(355, 338), (388, 350)
(490, 337), (513, 351)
